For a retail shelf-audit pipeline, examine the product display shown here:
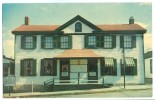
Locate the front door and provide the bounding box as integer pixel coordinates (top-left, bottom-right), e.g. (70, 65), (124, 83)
(60, 59), (70, 80)
(87, 58), (98, 81)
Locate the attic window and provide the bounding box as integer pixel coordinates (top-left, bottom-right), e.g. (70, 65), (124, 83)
(75, 22), (82, 32)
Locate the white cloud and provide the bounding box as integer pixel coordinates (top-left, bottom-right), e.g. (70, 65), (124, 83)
(3, 39), (14, 58)
(135, 22), (148, 28)
(144, 33), (152, 52)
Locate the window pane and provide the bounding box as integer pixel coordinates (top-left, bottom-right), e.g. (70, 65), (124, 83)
(104, 36), (112, 48)
(24, 59), (33, 76)
(45, 36), (53, 48)
(88, 36), (96, 48)
(75, 22), (82, 32)
(60, 36), (69, 48)
(124, 36), (132, 48)
(25, 36), (33, 49)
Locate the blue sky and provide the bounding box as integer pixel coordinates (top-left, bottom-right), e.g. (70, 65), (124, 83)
(2, 3), (152, 58)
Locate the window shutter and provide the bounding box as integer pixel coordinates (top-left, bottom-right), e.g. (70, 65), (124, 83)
(132, 36), (136, 48)
(33, 36), (37, 49)
(40, 59), (44, 76)
(101, 36), (104, 48)
(84, 35), (88, 48)
(133, 59), (137, 75)
(54, 36), (60, 48)
(20, 60), (24, 76)
(112, 36), (116, 48)
(69, 36), (72, 49)
(100, 58), (105, 76)
(53, 59), (57, 76)
(41, 36), (45, 49)
(120, 36), (124, 48)
(21, 36), (25, 49)
(113, 59), (117, 75)
(32, 59), (36, 76)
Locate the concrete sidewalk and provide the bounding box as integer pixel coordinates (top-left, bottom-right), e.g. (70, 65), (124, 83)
(3, 84), (152, 98)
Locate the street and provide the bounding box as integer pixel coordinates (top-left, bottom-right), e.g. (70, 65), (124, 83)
(30, 89), (152, 98)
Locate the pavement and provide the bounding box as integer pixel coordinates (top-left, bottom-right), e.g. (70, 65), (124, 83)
(3, 84), (152, 98)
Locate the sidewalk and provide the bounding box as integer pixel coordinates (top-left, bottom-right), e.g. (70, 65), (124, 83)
(3, 84), (152, 98)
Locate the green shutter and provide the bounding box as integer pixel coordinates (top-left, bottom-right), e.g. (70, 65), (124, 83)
(33, 36), (37, 49)
(21, 36), (25, 49)
(112, 36), (116, 48)
(69, 36), (72, 49)
(53, 59), (57, 76)
(132, 36), (136, 48)
(113, 59), (117, 75)
(40, 59), (44, 76)
(41, 36), (45, 49)
(120, 36), (124, 48)
(134, 59), (137, 75)
(32, 59), (36, 76)
(84, 35), (88, 48)
(54, 36), (60, 48)
(100, 58), (105, 76)
(20, 60), (24, 76)
(101, 36), (104, 48)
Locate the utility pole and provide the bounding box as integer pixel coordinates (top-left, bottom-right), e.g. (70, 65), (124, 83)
(122, 43), (126, 89)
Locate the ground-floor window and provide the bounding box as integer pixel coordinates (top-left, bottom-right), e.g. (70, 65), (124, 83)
(20, 59), (36, 76)
(40, 59), (57, 76)
(121, 57), (137, 75)
(101, 58), (117, 76)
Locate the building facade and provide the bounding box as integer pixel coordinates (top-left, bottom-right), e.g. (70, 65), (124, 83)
(12, 15), (146, 92)
(144, 51), (152, 84)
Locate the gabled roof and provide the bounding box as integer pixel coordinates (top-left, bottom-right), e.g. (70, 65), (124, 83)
(97, 24), (146, 32)
(55, 49), (102, 58)
(12, 15), (147, 34)
(12, 25), (59, 32)
(54, 15), (102, 32)
(144, 51), (152, 59)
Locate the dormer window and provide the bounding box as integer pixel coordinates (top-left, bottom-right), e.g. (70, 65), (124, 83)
(75, 22), (82, 32)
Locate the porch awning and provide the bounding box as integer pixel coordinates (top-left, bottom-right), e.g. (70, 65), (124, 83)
(125, 58), (135, 66)
(105, 58), (114, 67)
(54, 49), (102, 58)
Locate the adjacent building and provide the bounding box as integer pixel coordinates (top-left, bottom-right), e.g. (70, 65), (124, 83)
(12, 15), (147, 92)
(144, 50), (152, 84)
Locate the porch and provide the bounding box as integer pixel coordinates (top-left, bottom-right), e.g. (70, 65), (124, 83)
(43, 72), (106, 92)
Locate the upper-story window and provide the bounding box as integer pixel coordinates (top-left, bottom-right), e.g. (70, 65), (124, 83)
(41, 35), (72, 49)
(44, 36), (53, 49)
(60, 36), (69, 48)
(75, 22), (82, 32)
(21, 36), (36, 49)
(85, 35), (116, 49)
(104, 36), (112, 48)
(88, 36), (96, 48)
(120, 35), (136, 48)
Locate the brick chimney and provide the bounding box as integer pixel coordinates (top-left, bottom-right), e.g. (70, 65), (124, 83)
(25, 16), (29, 25)
(129, 16), (134, 24)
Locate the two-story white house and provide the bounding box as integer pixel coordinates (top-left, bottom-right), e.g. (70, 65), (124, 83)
(12, 15), (146, 92)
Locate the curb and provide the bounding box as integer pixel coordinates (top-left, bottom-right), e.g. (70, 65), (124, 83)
(4, 87), (152, 98)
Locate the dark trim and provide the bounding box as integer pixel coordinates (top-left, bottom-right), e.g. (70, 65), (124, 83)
(54, 15), (103, 33)
(13, 31), (146, 35)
